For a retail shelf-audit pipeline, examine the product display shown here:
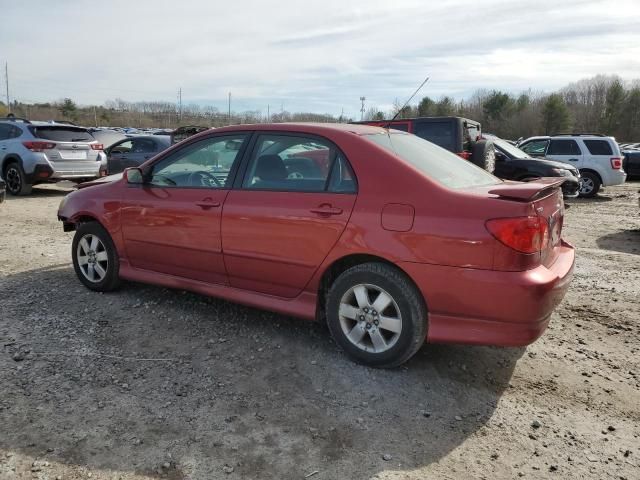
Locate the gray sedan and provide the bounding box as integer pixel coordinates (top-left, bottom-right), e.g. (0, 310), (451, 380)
(106, 135), (170, 174)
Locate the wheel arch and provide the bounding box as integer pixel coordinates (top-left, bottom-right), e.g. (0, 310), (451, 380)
(316, 253), (426, 322)
(579, 168), (603, 184)
(1, 154), (23, 174)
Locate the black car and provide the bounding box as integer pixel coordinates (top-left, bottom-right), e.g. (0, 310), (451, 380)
(106, 135), (171, 174)
(485, 134), (581, 198)
(622, 149), (640, 178)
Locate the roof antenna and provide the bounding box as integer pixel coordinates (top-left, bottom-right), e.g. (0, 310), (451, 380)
(383, 76), (430, 129)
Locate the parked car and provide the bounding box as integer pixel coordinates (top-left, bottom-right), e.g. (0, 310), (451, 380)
(106, 135), (171, 174)
(621, 149), (640, 179)
(0, 177), (5, 204)
(89, 128), (128, 150)
(358, 116), (496, 172)
(170, 125), (210, 145)
(0, 117), (106, 195)
(517, 134), (626, 197)
(484, 134), (581, 198)
(58, 123), (574, 367)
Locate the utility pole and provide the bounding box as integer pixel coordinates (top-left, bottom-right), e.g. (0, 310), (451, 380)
(178, 88), (182, 123)
(360, 96), (366, 121)
(267, 104), (270, 122)
(228, 92), (231, 124)
(93, 106), (98, 127)
(5, 62), (10, 112)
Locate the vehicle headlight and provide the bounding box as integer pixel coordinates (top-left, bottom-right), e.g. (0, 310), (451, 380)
(551, 168), (572, 177)
(58, 194), (69, 212)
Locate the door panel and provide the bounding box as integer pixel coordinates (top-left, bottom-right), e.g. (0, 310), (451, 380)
(121, 187), (228, 284)
(222, 190), (356, 297)
(545, 139), (584, 167)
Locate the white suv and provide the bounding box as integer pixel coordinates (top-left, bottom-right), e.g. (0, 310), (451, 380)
(517, 134), (626, 197)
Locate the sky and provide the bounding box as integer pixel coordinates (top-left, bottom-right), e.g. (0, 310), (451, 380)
(2, 0), (640, 118)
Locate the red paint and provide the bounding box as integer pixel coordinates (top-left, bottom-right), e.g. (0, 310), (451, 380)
(58, 123), (575, 347)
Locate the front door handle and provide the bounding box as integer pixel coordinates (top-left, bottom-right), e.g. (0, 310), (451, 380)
(310, 205), (343, 216)
(196, 198), (221, 210)
(568, 158), (579, 162)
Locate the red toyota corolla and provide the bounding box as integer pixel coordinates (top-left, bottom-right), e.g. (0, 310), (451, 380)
(57, 123), (574, 367)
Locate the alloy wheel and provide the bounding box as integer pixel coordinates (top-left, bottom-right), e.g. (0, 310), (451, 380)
(579, 177), (594, 195)
(338, 283), (402, 353)
(5, 166), (21, 194)
(76, 234), (109, 283)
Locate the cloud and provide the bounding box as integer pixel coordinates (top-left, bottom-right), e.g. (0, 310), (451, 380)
(1, 0), (639, 117)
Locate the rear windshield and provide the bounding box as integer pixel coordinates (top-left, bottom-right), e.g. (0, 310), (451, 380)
(413, 121), (456, 151)
(583, 139), (614, 155)
(29, 126), (95, 142)
(365, 132), (500, 189)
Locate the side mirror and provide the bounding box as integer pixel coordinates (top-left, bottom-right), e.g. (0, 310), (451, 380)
(123, 167), (144, 184)
(495, 151), (507, 162)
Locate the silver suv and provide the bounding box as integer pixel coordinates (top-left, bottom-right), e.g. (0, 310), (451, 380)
(517, 134), (626, 197)
(0, 117), (107, 195)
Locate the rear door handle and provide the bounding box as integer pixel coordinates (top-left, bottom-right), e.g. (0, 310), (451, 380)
(568, 158), (579, 162)
(310, 205), (343, 216)
(196, 199), (221, 210)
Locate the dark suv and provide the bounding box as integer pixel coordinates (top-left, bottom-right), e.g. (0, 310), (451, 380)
(359, 116), (496, 172)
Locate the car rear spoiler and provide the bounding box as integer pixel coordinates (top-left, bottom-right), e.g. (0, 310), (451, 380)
(488, 178), (566, 201)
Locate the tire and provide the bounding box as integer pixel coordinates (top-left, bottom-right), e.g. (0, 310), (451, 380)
(3, 161), (32, 196)
(471, 140), (496, 173)
(578, 171), (601, 198)
(72, 222), (121, 292)
(326, 262), (427, 368)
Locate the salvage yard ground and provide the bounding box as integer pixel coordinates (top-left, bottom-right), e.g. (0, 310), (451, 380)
(1, 182), (639, 479)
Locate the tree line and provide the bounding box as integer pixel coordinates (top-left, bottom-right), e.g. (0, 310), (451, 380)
(367, 75), (640, 141)
(1, 74), (639, 141)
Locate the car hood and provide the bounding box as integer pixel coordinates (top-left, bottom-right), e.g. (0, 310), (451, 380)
(514, 156), (576, 170)
(76, 173), (123, 189)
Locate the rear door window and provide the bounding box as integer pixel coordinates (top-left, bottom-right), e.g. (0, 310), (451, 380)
(413, 121), (456, 152)
(548, 139), (582, 155)
(0, 124), (11, 141)
(30, 126), (95, 142)
(583, 140), (613, 155)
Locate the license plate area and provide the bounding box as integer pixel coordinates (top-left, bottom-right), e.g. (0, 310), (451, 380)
(59, 150), (87, 160)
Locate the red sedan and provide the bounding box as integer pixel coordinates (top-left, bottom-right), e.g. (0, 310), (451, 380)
(57, 123), (574, 367)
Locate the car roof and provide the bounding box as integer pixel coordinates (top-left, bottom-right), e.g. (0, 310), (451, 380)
(211, 122), (390, 136)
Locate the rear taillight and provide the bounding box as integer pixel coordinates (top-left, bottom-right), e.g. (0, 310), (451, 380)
(457, 151), (472, 160)
(22, 141), (56, 152)
(610, 157), (622, 169)
(486, 216), (549, 254)
(91, 144), (104, 151)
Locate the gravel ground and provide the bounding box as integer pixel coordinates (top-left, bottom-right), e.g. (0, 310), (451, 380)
(0, 181), (639, 480)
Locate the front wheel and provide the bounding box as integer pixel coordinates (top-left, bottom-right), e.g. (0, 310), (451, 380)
(72, 222), (121, 291)
(326, 263), (427, 368)
(578, 171), (601, 198)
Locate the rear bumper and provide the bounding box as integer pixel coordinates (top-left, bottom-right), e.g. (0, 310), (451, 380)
(400, 240), (575, 346)
(602, 169), (627, 187)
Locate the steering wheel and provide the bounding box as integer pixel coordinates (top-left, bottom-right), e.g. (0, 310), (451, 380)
(188, 171), (222, 187)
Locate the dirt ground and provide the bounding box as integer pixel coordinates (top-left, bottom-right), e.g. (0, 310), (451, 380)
(0, 181), (639, 480)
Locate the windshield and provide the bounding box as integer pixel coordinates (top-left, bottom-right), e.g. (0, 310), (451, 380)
(365, 132), (500, 189)
(488, 136), (530, 159)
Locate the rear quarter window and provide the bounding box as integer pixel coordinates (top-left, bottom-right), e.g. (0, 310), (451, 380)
(583, 140), (614, 155)
(30, 127), (95, 142)
(413, 121), (456, 152)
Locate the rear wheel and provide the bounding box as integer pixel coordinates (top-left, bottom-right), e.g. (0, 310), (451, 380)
(578, 171), (601, 198)
(326, 263), (427, 368)
(471, 140), (496, 173)
(4, 162), (32, 196)
(72, 222), (121, 292)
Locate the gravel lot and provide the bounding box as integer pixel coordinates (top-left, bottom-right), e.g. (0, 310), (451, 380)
(1, 181), (639, 480)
